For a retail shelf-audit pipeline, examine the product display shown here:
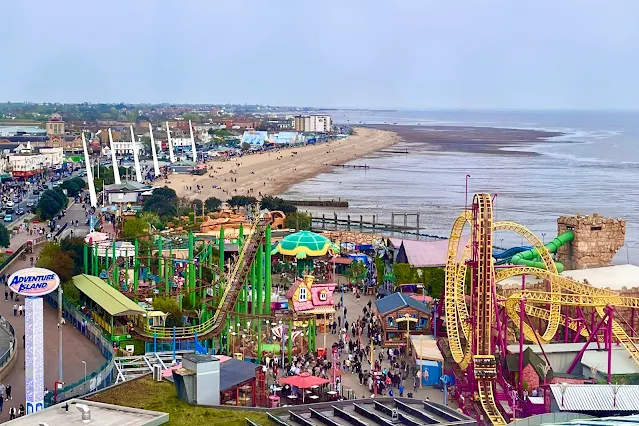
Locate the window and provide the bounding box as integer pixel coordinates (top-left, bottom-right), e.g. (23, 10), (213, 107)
(299, 287), (307, 301)
(319, 290), (327, 301)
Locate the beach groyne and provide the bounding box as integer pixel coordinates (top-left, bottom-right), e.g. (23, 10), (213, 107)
(285, 199), (349, 208)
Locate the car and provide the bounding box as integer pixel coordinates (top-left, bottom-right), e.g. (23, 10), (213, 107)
(6, 201), (14, 208)
(3, 215), (12, 222)
(33, 189), (40, 195)
(26, 200), (35, 207)
(16, 207), (25, 215)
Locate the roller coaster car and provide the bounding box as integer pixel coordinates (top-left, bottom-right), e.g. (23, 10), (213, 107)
(473, 355), (497, 379)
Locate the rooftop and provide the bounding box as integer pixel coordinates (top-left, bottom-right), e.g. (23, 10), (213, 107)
(105, 181), (152, 192)
(73, 274), (146, 317)
(4, 398), (168, 426)
(375, 292), (430, 315)
(389, 237), (465, 268)
(549, 384), (639, 412)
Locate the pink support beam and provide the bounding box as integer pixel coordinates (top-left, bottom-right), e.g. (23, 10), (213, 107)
(607, 307), (613, 384)
(566, 310), (610, 375)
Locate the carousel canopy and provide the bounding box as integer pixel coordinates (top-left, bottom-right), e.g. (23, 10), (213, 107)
(271, 230), (339, 259)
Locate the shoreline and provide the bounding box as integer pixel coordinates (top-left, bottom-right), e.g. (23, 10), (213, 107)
(163, 127), (400, 201)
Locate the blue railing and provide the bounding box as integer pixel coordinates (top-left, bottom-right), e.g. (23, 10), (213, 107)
(145, 340), (197, 354)
(0, 317), (15, 368)
(44, 292), (115, 405)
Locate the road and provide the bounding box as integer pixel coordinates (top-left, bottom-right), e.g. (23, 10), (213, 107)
(0, 201), (104, 422)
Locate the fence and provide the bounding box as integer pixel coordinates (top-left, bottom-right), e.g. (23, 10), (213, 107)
(44, 292), (116, 405)
(0, 317), (15, 368)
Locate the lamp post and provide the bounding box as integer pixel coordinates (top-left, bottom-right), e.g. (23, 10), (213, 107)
(82, 360), (87, 394)
(279, 320), (284, 368)
(499, 238), (504, 249)
(231, 331), (237, 355)
(612, 383), (622, 408)
(541, 233), (546, 245)
(464, 174), (471, 211)
(301, 323), (308, 355)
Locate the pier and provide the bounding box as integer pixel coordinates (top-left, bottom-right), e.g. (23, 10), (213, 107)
(285, 199), (349, 208)
(378, 149), (410, 154)
(310, 212), (446, 240)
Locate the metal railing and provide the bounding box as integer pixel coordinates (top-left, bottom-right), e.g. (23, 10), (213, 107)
(44, 292), (115, 405)
(0, 317), (15, 369)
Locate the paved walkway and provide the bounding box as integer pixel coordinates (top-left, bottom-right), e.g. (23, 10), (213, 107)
(0, 202), (105, 422)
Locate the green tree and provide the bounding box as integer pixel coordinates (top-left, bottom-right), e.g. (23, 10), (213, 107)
(259, 196), (297, 214)
(60, 237), (87, 275)
(285, 211), (312, 230)
(152, 296), (183, 327)
(122, 217), (150, 238)
(0, 223), (9, 248)
(228, 195), (257, 209)
(204, 197), (222, 212)
(153, 186), (177, 200)
(37, 193), (63, 220)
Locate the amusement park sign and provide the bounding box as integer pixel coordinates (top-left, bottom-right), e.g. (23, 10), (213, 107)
(8, 267), (60, 297)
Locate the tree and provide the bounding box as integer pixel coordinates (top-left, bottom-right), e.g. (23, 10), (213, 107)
(152, 296), (183, 327)
(122, 217), (149, 238)
(205, 197), (222, 212)
(36, 243), (75, 283)
(285, 211), (312, 230)
(228, 195), (257, 209)
(61, 178), (84, 197)
(153, 186), (177, 200)
(241, 142), (250, 152)
(37, 193), (63, 220)
(259, 196), (297, 214)
(0, 223), (9, 248)
(60, 237), (87, 275)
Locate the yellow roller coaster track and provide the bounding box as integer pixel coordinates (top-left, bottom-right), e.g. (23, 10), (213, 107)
(444, 194), (639, 426)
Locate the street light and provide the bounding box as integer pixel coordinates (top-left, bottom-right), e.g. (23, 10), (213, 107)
(230, 331), (237, 355)
(464, 174), (471, 211)
(541, 233), (546, 245)
(82, 360), (87, 394)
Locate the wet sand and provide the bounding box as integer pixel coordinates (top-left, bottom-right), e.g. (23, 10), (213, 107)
(371, 124), (566, 156)
(163, 127), (400, 201)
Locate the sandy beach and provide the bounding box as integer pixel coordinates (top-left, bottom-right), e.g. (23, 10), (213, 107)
(163, 127), (399, 201)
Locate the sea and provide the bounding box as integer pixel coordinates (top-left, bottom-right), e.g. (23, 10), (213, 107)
(281, 110), (639, 265)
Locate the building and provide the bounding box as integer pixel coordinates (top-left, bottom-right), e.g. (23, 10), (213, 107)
(4, 398), (168, 426)
(8, 147), (64, 178)
(104, 181), (152, 204)
(240, 131), (268, 148)
(294, 115), (332, 133)
(0, 125), (49, 144)
(375, 292), (431, 347)
(45, 113), (65, 136)
(285, 275), (336, 332)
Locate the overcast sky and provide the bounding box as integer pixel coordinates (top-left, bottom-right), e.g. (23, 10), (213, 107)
(2, 1), (639, 109)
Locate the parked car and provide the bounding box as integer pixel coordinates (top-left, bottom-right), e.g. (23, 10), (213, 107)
(4, 215), (12, 222)
(26, 200), (36, 207)
(16, 207), (25, 215)
(6, 201), (14, 208)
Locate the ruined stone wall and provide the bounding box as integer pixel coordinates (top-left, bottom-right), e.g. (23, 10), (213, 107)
(556, 214), (626, 270)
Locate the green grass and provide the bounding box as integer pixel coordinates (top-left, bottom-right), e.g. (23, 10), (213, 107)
(88, 376), (269, 426)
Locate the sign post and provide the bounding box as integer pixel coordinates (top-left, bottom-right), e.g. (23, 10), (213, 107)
(8, 267), (60, 414)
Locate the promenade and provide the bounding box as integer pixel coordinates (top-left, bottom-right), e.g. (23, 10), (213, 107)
(0, 202), (103, 422)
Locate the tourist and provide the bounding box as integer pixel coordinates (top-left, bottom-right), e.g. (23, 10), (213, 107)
(12, 304), (17, 316)
(18, 305), (23, 316)
(9, 406), (15, 420)
(4, 290), (7, 302)
(0, 383), (4, 401)
(6, 384), (11, 400)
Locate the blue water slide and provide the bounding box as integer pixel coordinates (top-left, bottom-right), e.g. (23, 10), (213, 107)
(493, 246), (532, 260)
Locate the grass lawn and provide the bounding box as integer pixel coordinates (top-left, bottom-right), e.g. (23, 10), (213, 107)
(88, 376), (270, 426)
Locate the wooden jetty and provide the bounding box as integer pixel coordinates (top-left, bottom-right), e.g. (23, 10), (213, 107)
(379, 149), (410, 154)
(310, 212), (445, 240)
(285, 199), (349, 208)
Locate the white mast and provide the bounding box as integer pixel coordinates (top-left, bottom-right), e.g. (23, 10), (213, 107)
(148, 123), (160, 177)
(108, 128), (121, 185)
(130, 125), (142, 183)
(189, 119), (197, 163)
(166, 121), (175, 163)
(81, 133), (98, 208)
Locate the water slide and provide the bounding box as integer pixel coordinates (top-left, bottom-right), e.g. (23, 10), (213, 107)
(509, 231), (574, 273)
(493, 246), (531, 260)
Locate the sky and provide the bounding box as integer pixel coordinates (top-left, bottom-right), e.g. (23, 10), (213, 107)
(2, 0), (639, 110)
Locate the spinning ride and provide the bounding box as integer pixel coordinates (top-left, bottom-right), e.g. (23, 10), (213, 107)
(444, 194), (639, 425)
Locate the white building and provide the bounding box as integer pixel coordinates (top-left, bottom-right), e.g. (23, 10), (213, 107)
(110, 141), (143, 156)
(171, 137), (192, 148)
(8, 147), (64, 178)
(294, 115), (332, 133)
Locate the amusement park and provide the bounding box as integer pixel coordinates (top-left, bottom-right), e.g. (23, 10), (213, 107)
(3, 127), (639, 426)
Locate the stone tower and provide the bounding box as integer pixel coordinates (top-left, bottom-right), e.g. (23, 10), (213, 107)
(556, 214), (626, 270)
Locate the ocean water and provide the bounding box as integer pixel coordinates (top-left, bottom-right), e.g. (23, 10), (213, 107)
(282, 110), (639, 264)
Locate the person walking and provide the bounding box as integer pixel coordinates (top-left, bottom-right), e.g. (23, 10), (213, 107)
(18, 305), (23, 317)
(9, 406), (15, 420)
(6, 384), (11, 400)
(0, 382), (5, 402)
(12, 304), (17, 316)
(4, 290), (7, 301)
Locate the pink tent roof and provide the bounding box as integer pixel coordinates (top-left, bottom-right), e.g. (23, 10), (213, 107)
(278, 371), (329, 389)
(389, 236), (469, 268)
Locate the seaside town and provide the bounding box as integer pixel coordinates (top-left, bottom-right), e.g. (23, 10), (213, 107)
(0, 102), (637, 426)
(1, 2), (638, 426)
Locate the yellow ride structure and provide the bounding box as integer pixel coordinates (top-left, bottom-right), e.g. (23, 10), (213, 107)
(444, 193), (639, 426)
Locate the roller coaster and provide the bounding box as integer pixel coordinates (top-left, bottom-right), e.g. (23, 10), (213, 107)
(444, 194), (639, 425)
